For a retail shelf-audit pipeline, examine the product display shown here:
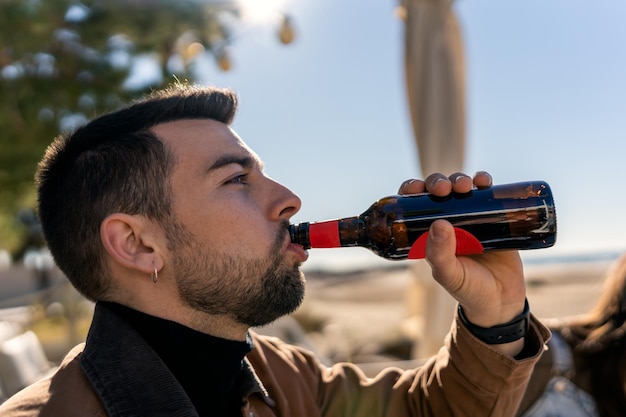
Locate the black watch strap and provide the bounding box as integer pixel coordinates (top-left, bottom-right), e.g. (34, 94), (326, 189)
(458, 298), (531, 345)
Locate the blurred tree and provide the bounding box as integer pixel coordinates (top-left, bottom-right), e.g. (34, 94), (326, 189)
(0, 0), (294, 257)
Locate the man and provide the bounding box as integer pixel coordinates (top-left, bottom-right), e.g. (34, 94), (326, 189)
(0, 83), (549, 416)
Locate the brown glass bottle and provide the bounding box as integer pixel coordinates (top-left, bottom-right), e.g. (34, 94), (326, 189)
(289, 181), (557, 260)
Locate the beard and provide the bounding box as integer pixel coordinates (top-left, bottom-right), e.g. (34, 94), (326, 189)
(168, 221), (306, 327)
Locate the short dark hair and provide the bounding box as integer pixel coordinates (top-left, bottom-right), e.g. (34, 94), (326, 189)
(36, 83), (238, 300)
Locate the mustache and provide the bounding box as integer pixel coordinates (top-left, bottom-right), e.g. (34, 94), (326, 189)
(276, 219), (291, 246)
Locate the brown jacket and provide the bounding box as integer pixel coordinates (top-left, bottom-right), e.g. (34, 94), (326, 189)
(0, 302), (550, 417)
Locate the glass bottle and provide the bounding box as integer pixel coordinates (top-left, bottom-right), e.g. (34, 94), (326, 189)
(289, 181), (557, 260)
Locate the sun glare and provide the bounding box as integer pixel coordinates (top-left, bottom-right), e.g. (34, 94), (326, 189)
(236, 0), (289, 24)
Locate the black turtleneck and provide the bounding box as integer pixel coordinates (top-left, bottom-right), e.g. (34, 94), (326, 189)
(104, 302), (253, 417)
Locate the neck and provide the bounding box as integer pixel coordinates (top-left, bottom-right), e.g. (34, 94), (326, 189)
(107, 293), (250, 341)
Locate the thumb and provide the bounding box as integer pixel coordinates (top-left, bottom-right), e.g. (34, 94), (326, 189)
(425, 220), (463, 292)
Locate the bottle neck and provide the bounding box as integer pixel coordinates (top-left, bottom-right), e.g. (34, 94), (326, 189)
(308, 219), (342, 248)
(290, 216), (362, 249)
(289, 222), (312, 249)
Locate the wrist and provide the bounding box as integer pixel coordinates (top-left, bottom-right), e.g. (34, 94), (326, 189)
(458, 298), (530, 345)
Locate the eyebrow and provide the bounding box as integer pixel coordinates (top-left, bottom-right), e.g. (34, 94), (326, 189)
(206, 154), (262, 173)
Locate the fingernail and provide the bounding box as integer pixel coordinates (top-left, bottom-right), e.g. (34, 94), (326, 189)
(431, 177), (447, 186)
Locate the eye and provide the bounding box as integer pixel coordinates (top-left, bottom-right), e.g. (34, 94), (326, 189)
(226, 174), (248, 185)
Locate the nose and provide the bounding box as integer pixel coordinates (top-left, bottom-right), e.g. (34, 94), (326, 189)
(269, 179), (302, 220)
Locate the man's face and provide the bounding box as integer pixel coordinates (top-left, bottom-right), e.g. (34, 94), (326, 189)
(153, 119), (309, 327)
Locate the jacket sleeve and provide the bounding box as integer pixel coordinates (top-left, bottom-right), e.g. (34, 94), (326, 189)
(247, 313), (550, 417)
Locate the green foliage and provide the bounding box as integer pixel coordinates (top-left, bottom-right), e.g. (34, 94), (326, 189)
(0, 0), (239, 256)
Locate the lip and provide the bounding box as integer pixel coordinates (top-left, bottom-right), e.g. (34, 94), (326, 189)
(285, 237), (309, 263)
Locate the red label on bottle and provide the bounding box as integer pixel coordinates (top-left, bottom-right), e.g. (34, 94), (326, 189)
(408, 227), (484, 259)
(309, 220), (340, 248)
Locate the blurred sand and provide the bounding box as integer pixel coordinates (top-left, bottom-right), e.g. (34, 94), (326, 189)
(259, 258), (614, 369)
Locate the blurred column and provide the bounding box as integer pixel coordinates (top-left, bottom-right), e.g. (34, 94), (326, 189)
(398, 0), (466, 358)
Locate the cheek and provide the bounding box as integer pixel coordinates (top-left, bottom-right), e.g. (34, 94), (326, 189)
(192, 204), (276, 253)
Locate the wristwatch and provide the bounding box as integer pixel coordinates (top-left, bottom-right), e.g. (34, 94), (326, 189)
(458, 298), (530, 344)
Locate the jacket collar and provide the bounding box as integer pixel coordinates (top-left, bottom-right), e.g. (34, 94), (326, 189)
(80, 302), (271, 416)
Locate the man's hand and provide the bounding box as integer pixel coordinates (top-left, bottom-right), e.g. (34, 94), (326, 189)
(398, 171), (527, 356)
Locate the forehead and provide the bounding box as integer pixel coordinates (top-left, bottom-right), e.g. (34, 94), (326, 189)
(152, 119), (256, 163)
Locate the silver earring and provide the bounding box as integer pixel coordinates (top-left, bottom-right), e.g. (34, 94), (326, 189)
(151, 262), (158, 283)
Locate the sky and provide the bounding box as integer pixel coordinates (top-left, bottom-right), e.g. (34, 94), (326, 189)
(173, 0), (626, 270)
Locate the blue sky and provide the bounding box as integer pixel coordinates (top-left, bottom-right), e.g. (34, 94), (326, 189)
(185, 0), (626, 269)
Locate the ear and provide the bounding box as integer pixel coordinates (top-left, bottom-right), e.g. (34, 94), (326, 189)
(100, 213), (163, 275)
